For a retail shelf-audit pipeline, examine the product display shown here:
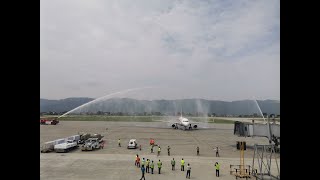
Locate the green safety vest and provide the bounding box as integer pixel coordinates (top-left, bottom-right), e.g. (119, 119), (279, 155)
(181, 160), (185, 166)
(150, 163), (154, 168)
(157, 161), (162, 168)
(158, 148), (161, 152)
(215, 164), (220, 170)
(171, 160), (175, 165)
(141, 160), (145, 166)
(146, 160), (150, 166)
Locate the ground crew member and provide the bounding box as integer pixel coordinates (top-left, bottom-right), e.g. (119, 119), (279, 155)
(171, 158), (175, 170)
(150, 145), (153, 153)
(215, 146), (220, 157)
(186, 163), (191, 179)
(150, 160), (155, 174)
(118, 139), (121, 147)
(181, 158), (185, 171)
(135, 154), (138, 166)
(101, 141), (104, 149)
(146, 159), (150, 173)
(197, 146), (199, 155)
(140, 165), (146, 180)
(137, 155), (141, 167)
(215, 162), (220, 177)
(157, 146), (161, 156)
(157, 159), (162, 174)
(140, 144), (142, 151)
(141, 158), (145, 167)
(167, 145), (171, 156)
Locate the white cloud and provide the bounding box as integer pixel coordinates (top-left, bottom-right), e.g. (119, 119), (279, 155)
(41, 0), (279, 101)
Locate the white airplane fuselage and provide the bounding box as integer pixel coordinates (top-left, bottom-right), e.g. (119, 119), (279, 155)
(178, 116), (190, 127)
(172, 116), (197, 130)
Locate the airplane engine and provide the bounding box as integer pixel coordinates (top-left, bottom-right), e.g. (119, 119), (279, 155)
(193, 125), (198, 129)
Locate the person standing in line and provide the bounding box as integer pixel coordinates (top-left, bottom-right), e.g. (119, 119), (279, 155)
(171, 158), (175, 170)
(141, 158), (145, 167)
(146, 159), (150, 173)
(157, 159), (162, 174)
(150, 160), (154, 174)
(186, 163), (191, 179)
(137, 155), (141, 168)
(181, 158), (185, 171)
(140, 165), (146, 180)
(167, 145), (171, 156)
(157, 146), (161, 156)
(118, 139), (121, 147)
(135, 154), (138, 166)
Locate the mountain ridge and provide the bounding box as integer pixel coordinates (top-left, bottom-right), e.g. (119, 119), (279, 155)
(40, 97), (280, 115)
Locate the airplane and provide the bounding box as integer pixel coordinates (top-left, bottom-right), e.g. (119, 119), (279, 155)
(171, 111), (198, 130)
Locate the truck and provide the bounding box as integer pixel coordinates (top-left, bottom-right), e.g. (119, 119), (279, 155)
(41, 138), (66, 153)
(40, 118), (59, 125)
(81, 138), (101, 151)
(78, 133), (104, 144)
(41, 135), (80, 153)
(41, 141), (56, 153)
(54, 139), (78, 153)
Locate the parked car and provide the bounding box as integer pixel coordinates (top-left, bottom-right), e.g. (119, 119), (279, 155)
(127, 139), (138, 149)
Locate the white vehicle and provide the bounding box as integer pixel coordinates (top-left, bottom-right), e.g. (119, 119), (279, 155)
(81, 138), (101, 151)
(127, 139), (138, 149)
(41, 141), (56, 153)
(54, 140), (78, 152)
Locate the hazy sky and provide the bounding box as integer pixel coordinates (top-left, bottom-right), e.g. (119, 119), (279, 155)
(40, 0), (279, 101)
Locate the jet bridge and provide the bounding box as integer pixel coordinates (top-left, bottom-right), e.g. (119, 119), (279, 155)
(234, 121), (280, 147)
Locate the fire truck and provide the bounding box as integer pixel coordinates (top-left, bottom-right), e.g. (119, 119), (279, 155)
(40, 118), (59, 125)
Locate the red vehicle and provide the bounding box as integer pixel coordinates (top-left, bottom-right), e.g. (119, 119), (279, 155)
(40, 118), (59, 125)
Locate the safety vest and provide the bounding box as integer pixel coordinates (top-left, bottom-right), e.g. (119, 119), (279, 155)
(157, 161), (162, 168)
(158, 147), (161, 152)
(141, 159), (145, 166)
(150, 162), (154, 168)
(215, 163), (220, 170)
(171, 160), (175, 165)
(118, 140), (120, 143)
(146, 160), (150, 166)
(181, 160), (185, 166)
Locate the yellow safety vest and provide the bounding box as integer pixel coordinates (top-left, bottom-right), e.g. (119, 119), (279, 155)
(157, 161), (162, 168)
(215, 164), (220, 170)
(150, 163), (154, 168)
(181, 160), (185, 166)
